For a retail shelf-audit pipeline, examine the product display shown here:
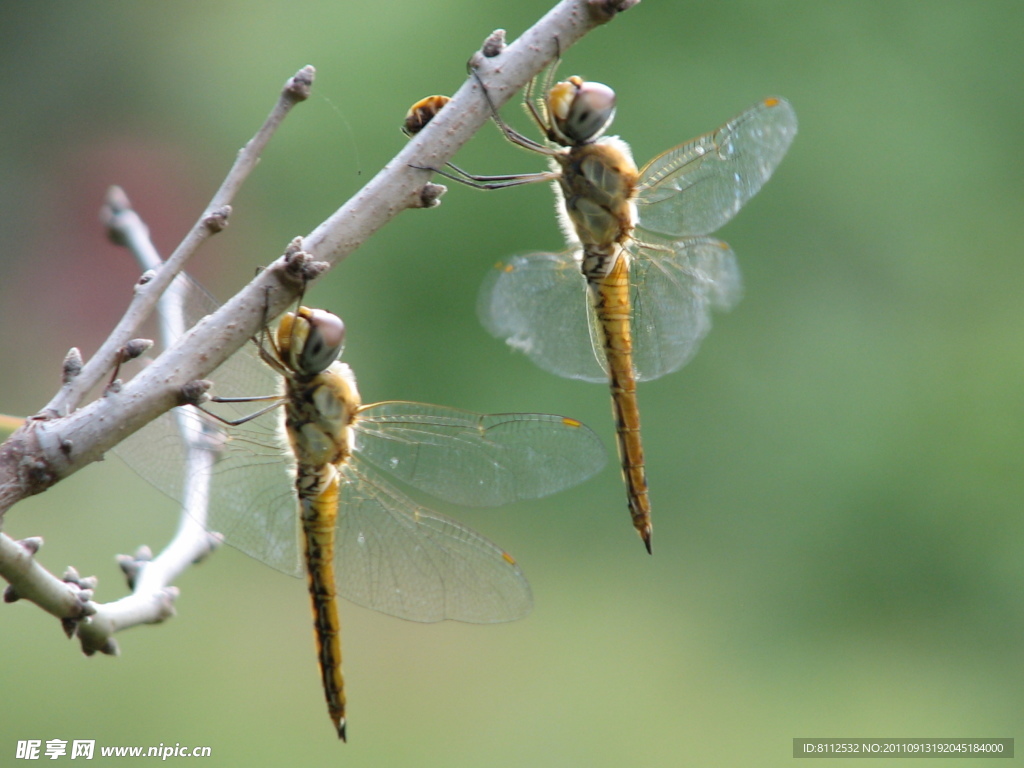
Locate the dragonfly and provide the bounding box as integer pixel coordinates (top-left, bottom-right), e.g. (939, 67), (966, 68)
(402, 94), (451, 137)
(419, 67), (797, 553)
(116, 285), (606, 740)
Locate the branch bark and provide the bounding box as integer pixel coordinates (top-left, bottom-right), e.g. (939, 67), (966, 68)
(0, 0), (637, 648)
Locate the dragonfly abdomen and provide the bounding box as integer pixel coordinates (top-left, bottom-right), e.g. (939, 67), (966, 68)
(300, 469), (347, 740)
(589, 253), (653, 553)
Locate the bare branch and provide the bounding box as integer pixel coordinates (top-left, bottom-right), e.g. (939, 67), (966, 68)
(0, 0), (636, 635)
(43, 66), (317, 420)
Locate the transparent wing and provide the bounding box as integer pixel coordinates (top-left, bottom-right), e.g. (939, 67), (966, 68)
(478, 252), (607, 383)
(114, 274), (304, 577)
(629, 236), (742, 381)
(635, 97), (797, 238)
(116, 373), (304, 577)
(335, 461), (532, 623)
(353, 402), (606, 506)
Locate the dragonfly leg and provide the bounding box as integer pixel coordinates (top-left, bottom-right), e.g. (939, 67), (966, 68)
(468, 65), (558, 155)
(199, 396), (284, 426)
(411, 162), (558, 190)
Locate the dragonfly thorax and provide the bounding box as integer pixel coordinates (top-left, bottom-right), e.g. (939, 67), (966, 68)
(555, 136), (639, 252)
(284, 361), (360, 473)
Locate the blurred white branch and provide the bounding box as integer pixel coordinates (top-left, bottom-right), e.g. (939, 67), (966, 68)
(0, 0), (637, 649)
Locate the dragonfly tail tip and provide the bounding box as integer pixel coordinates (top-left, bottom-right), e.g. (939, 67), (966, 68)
(641, 525), (652, 555)
(335, 718), (347, 742)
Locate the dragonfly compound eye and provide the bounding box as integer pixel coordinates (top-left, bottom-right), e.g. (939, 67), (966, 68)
(298, 309), (346, 374)
(550, 78), (616, 145)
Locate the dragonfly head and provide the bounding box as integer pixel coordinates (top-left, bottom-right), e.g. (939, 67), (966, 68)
(278, 307), (346, 376)
(547, 76), (616, 145)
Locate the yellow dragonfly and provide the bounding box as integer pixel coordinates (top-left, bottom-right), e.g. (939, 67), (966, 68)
(419, 69), (796, 553)
(116, 289), (605, 740)
(402, 94), (451, 138)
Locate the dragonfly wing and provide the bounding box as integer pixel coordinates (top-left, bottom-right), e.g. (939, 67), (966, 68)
(478, 251), (608, 383)
(117, 391), (304, 577)
(635, 97), (797, 238)
(629, 237), (742, 381)
(196, 405), (303, 577)
(335, 462), (532, 623)
(115, 291), (305, 578)
(353, 402), (606, 506)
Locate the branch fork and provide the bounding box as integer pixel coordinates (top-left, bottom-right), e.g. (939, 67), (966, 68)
(0, 0), (636, 656)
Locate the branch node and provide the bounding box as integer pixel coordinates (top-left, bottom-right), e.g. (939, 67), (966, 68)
(18, 536), (43, 556)
(4, 584), (20, 603)
(117, 545), (153, 589)
(416, 182), (447, 209)
(285, 65), (316, 102)
(116, 554), (141, 589)
(25, 457), (55, 489)
(282, 238), (329, 286)
(62, 348), (83, 384)
(587, 0), (640, 23)
(179, 379), (212, 407)
(203, 205), (232, 233)
(60, 439), (73, 457)
(79, 576), (98, 592)
(97, 637), (120, 656)
(481, 28), (507, 57)
(156, 587), (180, 621)
(136, 269), (157, 288)
(120, 338), (154, 364)
(104, 379), (123, 396)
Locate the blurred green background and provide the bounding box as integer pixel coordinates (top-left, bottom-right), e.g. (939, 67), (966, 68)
(2, 1), (1023, 765)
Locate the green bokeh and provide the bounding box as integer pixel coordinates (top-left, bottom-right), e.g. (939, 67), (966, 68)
(1, 1), (1022, 766)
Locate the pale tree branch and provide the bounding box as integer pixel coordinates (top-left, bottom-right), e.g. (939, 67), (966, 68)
(0, 0), (637, 649)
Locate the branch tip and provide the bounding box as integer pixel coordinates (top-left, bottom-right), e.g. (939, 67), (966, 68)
(62, 348), (84, 384)
(117, 554), (140, 589)
(101, 186), (135, 246)
(18, 536), (43, 556)
(78, 576), (98, 591)
(481, 29), (507, 58)
(97, 637), (120, 656)
(285, 66), (316, 102)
